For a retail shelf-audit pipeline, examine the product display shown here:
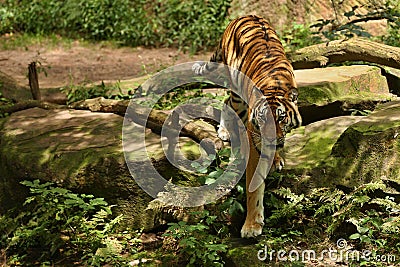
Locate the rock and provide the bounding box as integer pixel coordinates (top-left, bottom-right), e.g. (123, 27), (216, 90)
(284, 116), (364, 170)
(284, 101), (400, 194)
(294, 65), (393, 106)
(0, 108), (145, 229)
(0, 107), (199, 230)
(331, 101), (400, 188)
(226, 243), (266, 267)
(382, 67), (400, 96)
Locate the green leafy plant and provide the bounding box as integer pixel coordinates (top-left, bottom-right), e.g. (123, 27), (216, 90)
(0, 90), (12, 118)
(1, 0), (231, 52)
(190, 147), (246, 218)
(0, 180), (138, 266)
(380, 0), (400, 47)
(0, 91), (12, 105)
(280, 23), (316, 52)
(157, 0), (230, 53)
(154, 87), (204, 110)
(163, 210), (227, 266)
(0, 6), (16, 34)
(253, 177), (400, 266)
(61, 80), (133, 104)
(137, 82), (227, 111)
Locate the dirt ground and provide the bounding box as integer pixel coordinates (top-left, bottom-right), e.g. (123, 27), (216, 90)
(0, 40), (209, 89)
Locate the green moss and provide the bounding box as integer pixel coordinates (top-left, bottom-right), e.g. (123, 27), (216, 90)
(226, 246), (268, 267)
(301, 131), (338, 167)
(315, 114), (400, 188)
(351, 105), (400, 133)
(299, 83), (393, 106)
(298, 83), (340, 106)
(180, 139), (202, 160)
(285, 117), (362, 170)
(285, 101), (400, 192)
(297, 66), (392, 106)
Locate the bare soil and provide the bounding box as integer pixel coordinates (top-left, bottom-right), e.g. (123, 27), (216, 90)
(0, 40), (209, 89)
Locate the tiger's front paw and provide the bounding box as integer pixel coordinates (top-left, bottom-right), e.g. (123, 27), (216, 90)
(241, 221), (264, 238)
(241, 211), (264, 238)
(217, 125), (230, 141)
(192, 62), (204, 75)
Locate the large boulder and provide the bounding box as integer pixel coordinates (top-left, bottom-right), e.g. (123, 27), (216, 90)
(294, 65), (392, 106)
(0, 107), (196, 230)
(284, 101), (400, 194)
(293, 65), (395, 125)
(331, 101), (400, 188)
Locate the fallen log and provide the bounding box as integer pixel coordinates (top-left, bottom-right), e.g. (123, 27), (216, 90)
(71, 97), (223, 151)
(288, 38), (400, 70)
(0, 100), (64, 115)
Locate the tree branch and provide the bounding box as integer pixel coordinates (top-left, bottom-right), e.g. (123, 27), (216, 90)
(344, 15), (396, 25)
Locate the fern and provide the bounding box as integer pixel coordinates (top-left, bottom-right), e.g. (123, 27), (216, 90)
(265, 188), (306, 223)
(381, 216), (400, 233)
(349, 182), (386, 196)
(370, 197), (400, 213)
(272, 187), (305, 204)
(312, 188), (344, 217)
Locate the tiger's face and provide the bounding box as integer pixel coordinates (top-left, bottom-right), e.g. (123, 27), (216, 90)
(249, 89), (301, 153)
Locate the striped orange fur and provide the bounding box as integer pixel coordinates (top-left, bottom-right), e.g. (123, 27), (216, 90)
(194, 15), (302, 237)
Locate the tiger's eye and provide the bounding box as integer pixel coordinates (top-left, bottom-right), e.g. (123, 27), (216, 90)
(278, 113), (286, 122)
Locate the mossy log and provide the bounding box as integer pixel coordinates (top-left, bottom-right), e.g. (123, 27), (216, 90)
(0, 100), (64, 114)
(288, 38), (400, 70)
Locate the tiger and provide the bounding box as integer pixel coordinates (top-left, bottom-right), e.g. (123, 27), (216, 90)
(192, 15), (302, 238)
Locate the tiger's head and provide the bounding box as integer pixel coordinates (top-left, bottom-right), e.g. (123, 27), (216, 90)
(248, 88), (302, 154)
